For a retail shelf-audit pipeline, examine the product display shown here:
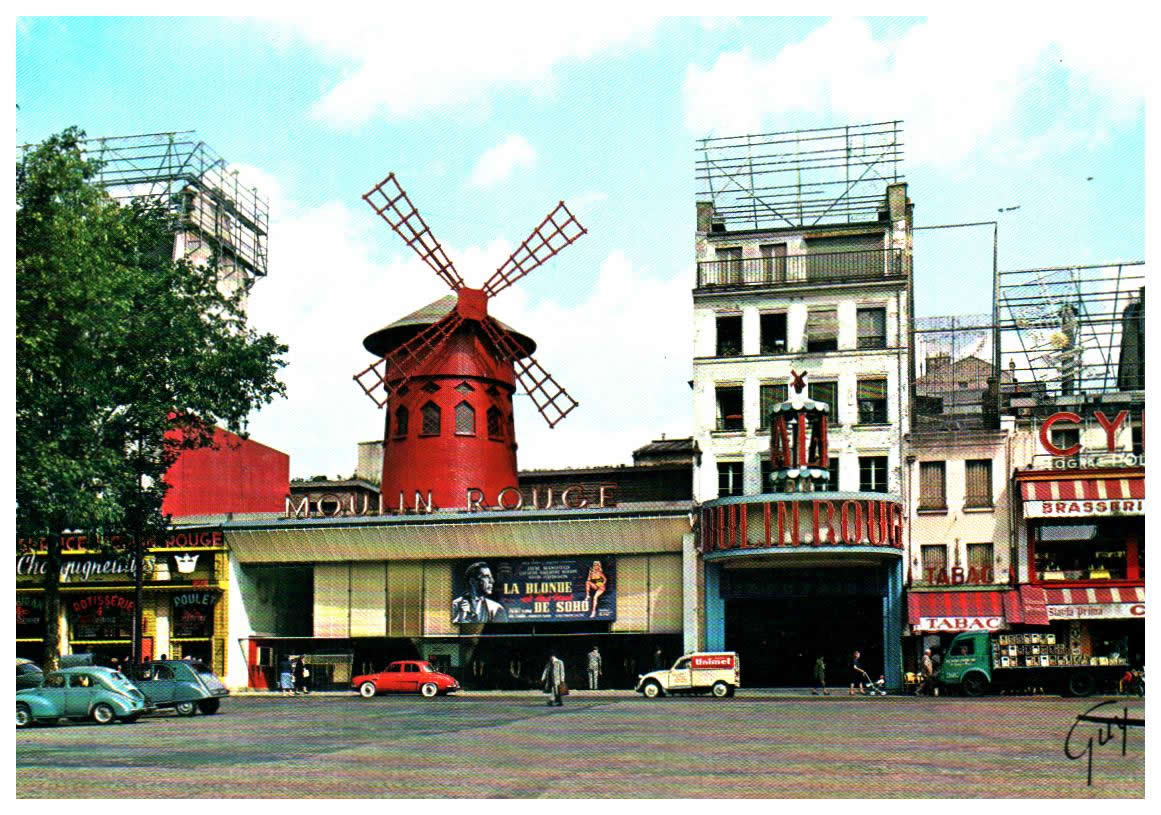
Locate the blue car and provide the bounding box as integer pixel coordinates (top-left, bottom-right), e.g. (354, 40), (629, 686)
(125, 660), (229, 716)
(16, 666), (151, 727)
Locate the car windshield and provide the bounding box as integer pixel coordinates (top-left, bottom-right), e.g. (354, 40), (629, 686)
(419, 663), (435, 672)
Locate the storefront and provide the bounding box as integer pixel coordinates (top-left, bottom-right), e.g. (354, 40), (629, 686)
(15, 528), (231, 675)
(1014, 467), (1145, 669)
(906, 588), (1021, 670)
(223, 504), (693, 691)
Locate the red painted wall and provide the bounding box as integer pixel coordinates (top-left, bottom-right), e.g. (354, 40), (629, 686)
(163, 427), (289, 517)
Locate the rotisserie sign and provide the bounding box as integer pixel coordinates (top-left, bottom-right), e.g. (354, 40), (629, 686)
(450, 558), (616, 624)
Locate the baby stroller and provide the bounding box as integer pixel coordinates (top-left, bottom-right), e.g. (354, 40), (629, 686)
(866, 675), (888, 696)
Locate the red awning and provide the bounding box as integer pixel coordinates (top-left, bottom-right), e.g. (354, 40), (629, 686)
(1020, 476), (1144, 502)
(1041, 586), (1145, 605)
(908, 591), (1010, 630)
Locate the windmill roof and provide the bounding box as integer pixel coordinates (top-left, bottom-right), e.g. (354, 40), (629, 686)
(362, 294), (536, 358)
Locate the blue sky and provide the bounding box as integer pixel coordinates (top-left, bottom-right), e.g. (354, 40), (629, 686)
(15, 16), (1146, 479)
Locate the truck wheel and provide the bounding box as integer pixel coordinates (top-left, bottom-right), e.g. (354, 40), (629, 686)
(642, 680), (663, 699)
(1068, 671), (1096, 698)
(16, 703), (32, 728)
(711, 681), (730, 698)
(961, 673), (989, 697)
(359, 682), (377, 698)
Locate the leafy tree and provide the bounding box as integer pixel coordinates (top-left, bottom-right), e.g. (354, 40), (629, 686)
(16, 127), (287, 669)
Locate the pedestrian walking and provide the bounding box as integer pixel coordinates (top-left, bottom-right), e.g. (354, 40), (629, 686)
(917, 648), (935, 696)
(587, 646), (602, 690)
(541, 650), (566, 706)
(812, 656), (829, 695)
(653, 647), (665, 671)
(849, 650), (870, 695)
(279, 657), (295, 696)
(293, 655), (311, 695)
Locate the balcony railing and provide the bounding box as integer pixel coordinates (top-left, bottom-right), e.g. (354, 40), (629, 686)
(697, 247), (905, 289)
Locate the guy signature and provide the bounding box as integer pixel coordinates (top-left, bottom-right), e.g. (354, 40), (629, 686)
(1063, 701), (1144, 786)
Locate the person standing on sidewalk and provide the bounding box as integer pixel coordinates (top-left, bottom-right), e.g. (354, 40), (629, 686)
(293, 656), (310, 695)
(917, 648), (935, 696)
(587, 646), (602, 690)
(541, 651), (566, 706)
(812, 655), (829, 695)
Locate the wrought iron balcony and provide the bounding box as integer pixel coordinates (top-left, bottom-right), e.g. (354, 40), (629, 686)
(696, 247), (905, 289)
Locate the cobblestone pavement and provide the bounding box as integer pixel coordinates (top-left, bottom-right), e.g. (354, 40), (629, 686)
(16, 692), (1144, 798)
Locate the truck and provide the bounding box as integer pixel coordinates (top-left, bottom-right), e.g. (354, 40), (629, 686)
(936, 631), (1129, 697)
(635, 652), (741, 698)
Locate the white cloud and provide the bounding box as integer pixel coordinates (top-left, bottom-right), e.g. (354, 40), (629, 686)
(682, 17), (1146, 167)
(266, 15), (662, 125)
(468, 134), (538, 188)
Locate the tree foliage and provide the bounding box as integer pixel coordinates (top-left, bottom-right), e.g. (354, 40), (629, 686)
(16, 127), (287, 665)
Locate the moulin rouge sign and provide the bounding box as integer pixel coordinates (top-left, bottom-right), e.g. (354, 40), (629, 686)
(284, 484), (618, 519)
(701, 497), (905, 553)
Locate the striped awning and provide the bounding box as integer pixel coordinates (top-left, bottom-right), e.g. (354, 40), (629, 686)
(1042, 586), (1144, 605)
(1020, 476), (1144, 502)
(908, 590), (1015, 631)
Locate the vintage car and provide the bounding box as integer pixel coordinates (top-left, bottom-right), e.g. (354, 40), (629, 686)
(16, 666), (151, 727)
(16, 658), (44, 690)
(352, 660), (461, 698)
(125, 659), (229, 716)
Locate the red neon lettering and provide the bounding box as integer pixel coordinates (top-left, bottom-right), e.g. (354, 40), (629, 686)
(1093, 410), (1129, 452)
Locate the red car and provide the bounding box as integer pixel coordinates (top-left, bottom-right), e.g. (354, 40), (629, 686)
(352, 661), (461, 698)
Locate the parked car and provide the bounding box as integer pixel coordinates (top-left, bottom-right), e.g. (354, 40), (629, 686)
(352, 660), (461, 698)
(16, 666), (151, 727)
(16, 658), (44, 690)
(635, 652), (742, 698)
(125, 660), (229, 716)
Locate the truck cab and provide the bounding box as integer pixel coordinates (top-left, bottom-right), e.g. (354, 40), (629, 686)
(635, 652), (740, 698)
(937, 632), (991, 691)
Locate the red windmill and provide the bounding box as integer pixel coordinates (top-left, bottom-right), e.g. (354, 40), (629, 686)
(355, 173), (586, 511)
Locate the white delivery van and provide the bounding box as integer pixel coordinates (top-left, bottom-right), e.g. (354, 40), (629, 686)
(634, 652), (741, 698)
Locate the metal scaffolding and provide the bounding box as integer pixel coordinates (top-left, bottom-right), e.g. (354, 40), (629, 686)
(695, 121), (904, 231)
(62, 132), (270, 288)
(912, 314), (1001, 443)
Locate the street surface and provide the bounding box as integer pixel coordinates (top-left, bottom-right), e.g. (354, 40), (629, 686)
(16, 691), (1144, 798)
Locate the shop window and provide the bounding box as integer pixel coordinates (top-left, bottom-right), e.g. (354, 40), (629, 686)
(967, 543), (994, 577)
(759, 243), (787, 282)
(918, 462), (946, 510)
(393, 406), (409, 438)
(759, 383), (788, 430)
(487, 407), (503, 439)
(921, 544), (948, 582)
(759, 312), (787, 354)
(857, 378), (888, 424)
(805, 308), (838, 353)
(420, 402), (441, 436)
(717, 461), (744, 497)
(715, 386), (744, 432)
(716, 315), (742, 357)
(856, 307), (887, 349)
(964, 459), (993, 508)
(455, 401), (476, 436)
(828, 457), (840, 490)
(809, 380), (838, 424)
(1034, 520), (1130, 580)
(859, 456), (888, 493)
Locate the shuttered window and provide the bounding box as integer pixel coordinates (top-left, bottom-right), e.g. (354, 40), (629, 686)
(856, 307), (887, 349)
(921, 545), (947, 579)
(759, 383), (788, 429)
(965, 459), (993, 507)
(919, 461), (946, 510)
(809, 380), (838, 423)
(857, 377), (888, 424)
(967, 543), (994, 572)
(805, 309), (838, 352)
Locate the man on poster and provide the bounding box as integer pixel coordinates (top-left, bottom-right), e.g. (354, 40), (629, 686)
(452, 562), (508, 623)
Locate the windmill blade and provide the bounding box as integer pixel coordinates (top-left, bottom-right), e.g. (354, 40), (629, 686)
(481, 201), (587, 298)
(363, 173), (465, 292)
(353, 313), (464, 407)
(479, 317), (578, 428)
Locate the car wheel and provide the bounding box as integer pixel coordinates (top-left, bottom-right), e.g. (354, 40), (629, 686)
(961, 673), (989, 697)
(420, 682), (438, 698)
(92, 703), (116, 725)
(175, 701), (197, 717)
(1068, 671), (1096, 698)
(642, 680), (663, 699)
(198, 699), (221, 715)
(16, 703), (32, 728)
(359, 682), (378, 698)
(711, 681), (730, 698)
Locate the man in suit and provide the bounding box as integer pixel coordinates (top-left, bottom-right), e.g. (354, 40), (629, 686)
(542, 650), (566, 706)
(452, 562), (508, 623)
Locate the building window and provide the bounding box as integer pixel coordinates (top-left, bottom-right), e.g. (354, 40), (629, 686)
(759, 458), (773, 492)
(393, 406), (409, 438)
(921, 544), (948, 583)
(857, 378), (888, 424)
(487, 407), (503, 439)
(859, 455), (888, 493)
(856, 307), (887, 350)
(967, 543), (994, 578)
(759, 383), (788, 430)
(715, 385), (744, 432)
(455, 401), (475, 435)
(759, 312), (787, 354)
(1051, 426), (1080, 452)
(455, 381), (475, 393)
(716, 314), (742, 357)
(759, 243), (787, 282)
(809, 380), (838, 424)
(918, 461), (946, 510)
(805, 308), (838, 353)
(1034, 521), (1133, 581)
(718, 246), (743, 284)
(421, 401), (441, 436)
(717, 461), (744, 497)
(828, 456), (840, 490)
(964, 459), (993, 508)
(1132, 425), (1144, 455)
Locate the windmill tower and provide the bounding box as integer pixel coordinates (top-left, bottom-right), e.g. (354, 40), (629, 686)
(355, 173), (586, 510)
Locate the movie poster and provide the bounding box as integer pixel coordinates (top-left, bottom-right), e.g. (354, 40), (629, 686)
(450, 557), (616, 623)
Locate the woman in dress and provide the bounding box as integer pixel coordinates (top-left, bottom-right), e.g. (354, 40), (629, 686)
(585, 560), (607, 619)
